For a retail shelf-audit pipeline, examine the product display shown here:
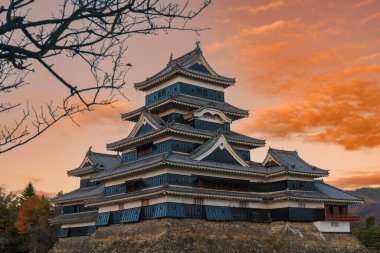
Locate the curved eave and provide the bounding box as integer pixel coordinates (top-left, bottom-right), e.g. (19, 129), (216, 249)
(67, 168), (101, 177)
(91, 158), (325, 183)
(274, 196), (363, 204)
(134, 68), (236, 91)
(86, 186), (262, 207)
(51, 193), (102, 205)
(49, 211), (98, 225)
(121, 101), (248, 122)
(268, 169), (329, 178)
(106, 127), (264, 151)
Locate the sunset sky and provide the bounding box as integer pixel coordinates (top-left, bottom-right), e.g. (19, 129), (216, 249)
(1, 0), (380, 195)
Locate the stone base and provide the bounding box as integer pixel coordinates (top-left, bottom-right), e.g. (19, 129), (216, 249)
(49, 218), (367, 253)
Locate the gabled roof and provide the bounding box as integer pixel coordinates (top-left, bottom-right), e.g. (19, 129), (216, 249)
(184, 102), (232, 123)
(122, 94), (249, 122)
(263, 148), (328, 176)
(314, 181), (363, 202)
(190, 131), (249, 167)
(67, 149), (121, 177)
(106, 122), (265, 151)
(49, 211), (98, 225)
(134, 44), (236, 91)
(126, 110), (166, 140)
(51, 184), (104, 204)
(92, 151), (325, 182)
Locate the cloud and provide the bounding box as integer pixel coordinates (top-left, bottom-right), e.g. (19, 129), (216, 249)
(327, 171), (380, 189)
(16, 175), (43, 183)
(70, 101), (133, 129)
(241, 20), (286, 35)
(352, 0), (374, 8)
(236, 79), (380, 150)
(362, 12), (380, 24)
(231, 1), (287, 14)
(207, 2), (380, 150)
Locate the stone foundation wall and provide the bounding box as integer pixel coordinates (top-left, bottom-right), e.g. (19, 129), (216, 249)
(49, 218), (367, 253)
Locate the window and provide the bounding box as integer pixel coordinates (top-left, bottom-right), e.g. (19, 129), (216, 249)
(137, 142), (153, 156)
(331, 221), (339, 227)
(298, 202), (306, 208)
(194, 198), (204, 205)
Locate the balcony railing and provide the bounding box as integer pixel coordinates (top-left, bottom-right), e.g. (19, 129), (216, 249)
(325, 215), (359, 221)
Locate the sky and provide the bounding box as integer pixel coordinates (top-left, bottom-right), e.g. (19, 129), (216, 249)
(1, 0), (380, 195)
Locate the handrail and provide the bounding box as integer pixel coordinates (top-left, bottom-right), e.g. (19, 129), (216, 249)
(325, 215), (359, 221)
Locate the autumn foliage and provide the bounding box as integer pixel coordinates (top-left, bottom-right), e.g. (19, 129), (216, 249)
(15, 195), (52, 234)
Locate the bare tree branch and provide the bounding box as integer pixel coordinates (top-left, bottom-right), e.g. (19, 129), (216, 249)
(0, 0), (211, 154)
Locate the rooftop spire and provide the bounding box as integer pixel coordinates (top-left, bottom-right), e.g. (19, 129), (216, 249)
(195, 40), (201, 49)
(169, 52), (173, 62)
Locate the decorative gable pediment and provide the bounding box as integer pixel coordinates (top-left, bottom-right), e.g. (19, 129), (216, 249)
(186, 53), (217, 76)
(127, 111), (163, 140)
(263, 153), (281, 167)
(191, 134), (249, 167)
(184, 108), (232, 124)
(195, 108), (232, 123)
(79, 157), (94, 168)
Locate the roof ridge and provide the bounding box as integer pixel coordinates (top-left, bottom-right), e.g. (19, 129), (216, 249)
(269, 147), (298, 154)
(167, 44), (201, 66)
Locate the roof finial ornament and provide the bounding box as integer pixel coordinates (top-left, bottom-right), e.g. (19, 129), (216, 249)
(89, 145), (92, 152)
(169, 52), (173, 62)
(195, 40), (201, 48)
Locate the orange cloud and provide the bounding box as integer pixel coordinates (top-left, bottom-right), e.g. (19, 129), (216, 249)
(362, 12), (380, 24)
(327, 172), (380, 190)
(231, 1), (287, 14)
(237, 79), (380, 150)
(241, 20), (286, 35)
(353, 0), (375, 9)
(207, 1), (380, 150)
(70, 101), (133, 129)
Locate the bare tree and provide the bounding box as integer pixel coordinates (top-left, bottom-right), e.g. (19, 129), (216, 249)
(0, 0), (210, 154)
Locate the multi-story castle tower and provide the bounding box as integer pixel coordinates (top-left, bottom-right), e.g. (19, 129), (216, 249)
(51, 44), (362, 238)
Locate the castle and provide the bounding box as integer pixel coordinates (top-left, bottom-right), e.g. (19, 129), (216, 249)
(50, 43), (362, 238)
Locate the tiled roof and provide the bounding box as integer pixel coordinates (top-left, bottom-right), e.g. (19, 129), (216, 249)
(92, 151), (325, 182)
(314, 181), (363, 202)
(86, 183), (362, 207)
(265, 148), (328, 176)
(52, 184), (104, 204)
(121, 94), (249, 122)
(67, 150), (121, 177)
(49, 211), (97, 225)
(134, 45), (235, 91)
(106, 122), (265, 151)
(86, 185), (263, 206)
(141, 109), (166, 128)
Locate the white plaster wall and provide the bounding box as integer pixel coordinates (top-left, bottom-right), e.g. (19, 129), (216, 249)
(203, 199), (240, 207)
(313, 221), (350, 233)
(61, 222), (95, 228)
(266, 200), (324, 209)
(98, 204), (120, 212)
(266, 175), (315, 182)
